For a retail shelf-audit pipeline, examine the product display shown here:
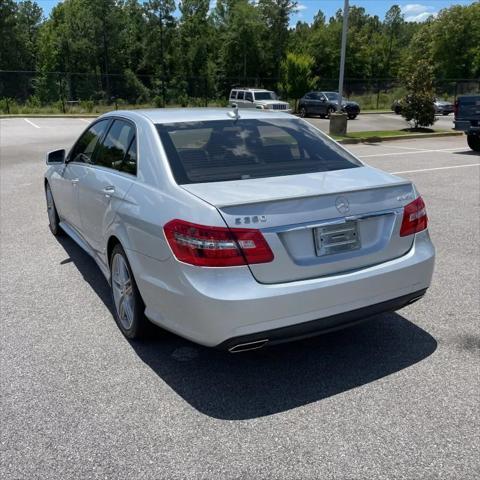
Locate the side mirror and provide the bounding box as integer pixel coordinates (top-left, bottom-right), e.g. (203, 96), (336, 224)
(46, 149), (66, 165)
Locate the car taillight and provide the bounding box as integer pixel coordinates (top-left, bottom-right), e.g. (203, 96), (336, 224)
(163, 219), (274, 267)
(400, 196), (428, 237)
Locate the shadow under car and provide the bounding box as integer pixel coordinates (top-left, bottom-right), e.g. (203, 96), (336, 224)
(56, 234), (438, 420)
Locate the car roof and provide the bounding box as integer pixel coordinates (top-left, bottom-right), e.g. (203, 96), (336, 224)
(102, 108), (294, 124)
(231, 88), (271, 92)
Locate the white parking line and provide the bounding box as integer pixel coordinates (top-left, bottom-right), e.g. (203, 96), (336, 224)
(24, 118), (40, 129)
(391, 163), (480, 175)
(384, 145), (443, 152)
(79, 119), (91, 123)
(359, 148), (463, 158)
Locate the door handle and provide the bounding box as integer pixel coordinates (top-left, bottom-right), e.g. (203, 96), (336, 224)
(102, 185), (116, 198)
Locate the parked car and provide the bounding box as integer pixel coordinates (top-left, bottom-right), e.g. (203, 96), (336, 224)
(229, 88), (292, 113)
(298, 91), (360, 119)
(392, 98), (454, 116)
(454, 94), (480, 151)
(44, 108), (435, 352)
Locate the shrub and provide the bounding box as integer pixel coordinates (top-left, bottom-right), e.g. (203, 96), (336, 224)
(190, 97), (206, 107)
(153, 95), (164, 108)
(279, 53), (318, 112)
(52, 100), (65, 113)
(0, 98), (15, 114)
(80, 100), (94, 112)
(400, 59), (436, 129)
(177, 94), (189, 107)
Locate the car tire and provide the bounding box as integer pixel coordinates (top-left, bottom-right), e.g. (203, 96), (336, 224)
(299, 107), (308, 118)
(326, 106), (335, 118)
(45, 183), (62, 236)
(442, 112), (449, 116)
(394, 106), (401, 115)
(110, 244), (150, 339)
(348, 114), (357, 120)
(467, 134), (480, 152)
(319, 114), (326, 119)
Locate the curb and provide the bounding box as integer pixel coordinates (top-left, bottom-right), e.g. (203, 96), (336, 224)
(359, 110), (392, 115)
(336, 131), (463, 144)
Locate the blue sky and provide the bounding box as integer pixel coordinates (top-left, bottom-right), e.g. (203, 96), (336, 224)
(290, 1), (475, 25)
(26, 0), (477, 25)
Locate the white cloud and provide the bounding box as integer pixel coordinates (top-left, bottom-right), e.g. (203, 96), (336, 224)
(289, 3), (307, 27)
(401, 4), (437, 22)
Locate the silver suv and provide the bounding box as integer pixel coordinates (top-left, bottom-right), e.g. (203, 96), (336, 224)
(229, 88), (292, 113)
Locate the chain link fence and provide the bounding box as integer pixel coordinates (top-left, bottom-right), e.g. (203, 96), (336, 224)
(1, 70), (479, 114)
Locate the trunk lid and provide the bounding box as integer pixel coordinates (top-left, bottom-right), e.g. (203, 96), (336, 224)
(181, 166), (416, 284)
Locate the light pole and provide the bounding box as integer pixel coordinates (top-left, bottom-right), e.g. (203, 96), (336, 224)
(330, 0), (350, 135)
(338, 0), (350, 109)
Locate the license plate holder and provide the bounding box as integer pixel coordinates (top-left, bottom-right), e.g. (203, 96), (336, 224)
(314, 220), (361, 256)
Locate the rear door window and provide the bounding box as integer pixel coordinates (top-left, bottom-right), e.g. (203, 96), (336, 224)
(95, 119), (136, 174)
(69, 120), (110, 164)
(122, 137), (137, 175)
(157, 119), (361, 184)
(237, 91), (245, 100)
(230, 91), (237, 99)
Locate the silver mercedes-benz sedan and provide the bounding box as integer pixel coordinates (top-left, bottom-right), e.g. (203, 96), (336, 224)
(44, 109), (435, 352)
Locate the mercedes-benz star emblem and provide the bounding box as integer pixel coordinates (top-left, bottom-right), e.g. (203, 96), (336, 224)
(335, 196), (350, 214)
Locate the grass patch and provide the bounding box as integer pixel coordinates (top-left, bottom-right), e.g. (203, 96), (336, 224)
(0, 100), (230, 115)
(331, 128), (452, 141)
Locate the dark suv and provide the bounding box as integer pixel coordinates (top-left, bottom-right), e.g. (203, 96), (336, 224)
(298, 92), (360, 120)
(454, 95), (480, 151)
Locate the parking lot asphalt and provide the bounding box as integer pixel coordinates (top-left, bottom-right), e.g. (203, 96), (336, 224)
(305, 111), (456, 133)
(1, 118), (479, 480)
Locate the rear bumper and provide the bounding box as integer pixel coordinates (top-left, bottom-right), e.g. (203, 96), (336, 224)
(455, 120), (480, 134)
(217, 288), (427, 352)
(131, 230), (435, 347)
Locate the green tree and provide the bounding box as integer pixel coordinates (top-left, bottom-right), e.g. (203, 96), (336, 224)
(218, 0), (265, 83)
(144, 0), (177, 105)
(178, 0), (216, 99)
(400, 59), (436, 129)
(0, 0), (43, 100)
(280, 52), (318, 112)
(258, 0), (297, 79)
(429, 3), (480, 79)
(382, 5), (404, 77)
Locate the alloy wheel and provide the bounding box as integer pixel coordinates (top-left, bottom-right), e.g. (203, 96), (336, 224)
(46, 186), (56, 227)
(111, 253), (135, 330)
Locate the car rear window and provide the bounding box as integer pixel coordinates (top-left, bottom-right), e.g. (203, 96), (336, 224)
(156, 119), (361, 184)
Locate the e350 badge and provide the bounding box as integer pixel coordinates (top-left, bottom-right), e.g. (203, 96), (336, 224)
(234, 215), (267, 225)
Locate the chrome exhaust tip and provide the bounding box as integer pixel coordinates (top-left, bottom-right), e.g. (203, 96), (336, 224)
(228, 339), (269, 353)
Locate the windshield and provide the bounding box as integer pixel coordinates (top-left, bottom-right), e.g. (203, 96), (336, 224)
(254, 91), (276, 101)
(324, 92), (339, 101)
(156, 119), (361, 184)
